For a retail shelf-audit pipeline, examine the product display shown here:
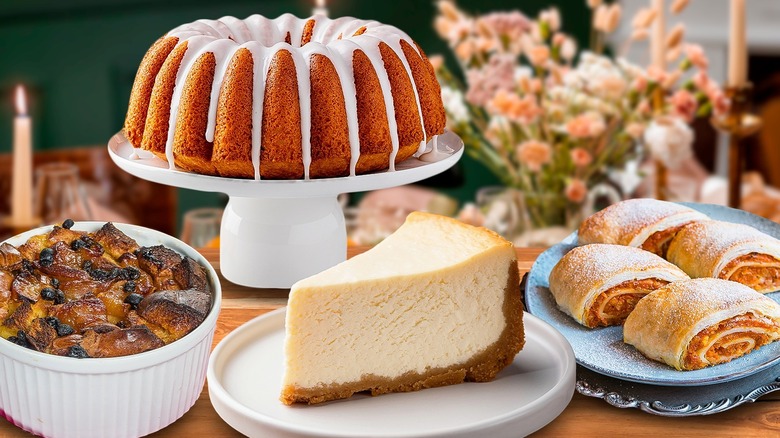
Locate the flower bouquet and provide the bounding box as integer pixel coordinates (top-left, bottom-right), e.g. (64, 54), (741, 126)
(432, 0), (727, 242)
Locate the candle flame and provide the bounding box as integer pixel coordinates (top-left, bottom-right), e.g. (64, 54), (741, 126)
(316, 0), (326, 8)
(15, 85), (27, 116)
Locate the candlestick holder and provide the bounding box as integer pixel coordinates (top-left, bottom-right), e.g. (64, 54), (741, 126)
(651, 86), (668, 201)
(712, 83), (762, 209)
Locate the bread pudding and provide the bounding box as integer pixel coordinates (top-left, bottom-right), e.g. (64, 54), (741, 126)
(0, 220), (213, 358)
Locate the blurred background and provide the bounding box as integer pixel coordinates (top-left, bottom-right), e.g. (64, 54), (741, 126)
(1, 0), (779, 246)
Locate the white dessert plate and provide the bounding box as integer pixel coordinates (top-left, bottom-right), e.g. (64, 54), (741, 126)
(207, 308), (575, 438)
(525, 202), (780, 386)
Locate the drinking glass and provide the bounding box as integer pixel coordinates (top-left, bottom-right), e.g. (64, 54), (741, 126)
(180, 207), (223, 248)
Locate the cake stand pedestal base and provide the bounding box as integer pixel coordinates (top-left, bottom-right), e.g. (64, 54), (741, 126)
(108, 130), (463, 288)
(220, 196), (346, 288)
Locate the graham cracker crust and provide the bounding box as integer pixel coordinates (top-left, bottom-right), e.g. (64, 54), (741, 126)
(280, 261), (526, 405)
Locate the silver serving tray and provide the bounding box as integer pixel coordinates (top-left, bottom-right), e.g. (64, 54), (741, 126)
(523, 202), (780, 416)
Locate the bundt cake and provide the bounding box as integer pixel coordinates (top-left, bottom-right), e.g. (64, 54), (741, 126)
(124, 14), (447, 179)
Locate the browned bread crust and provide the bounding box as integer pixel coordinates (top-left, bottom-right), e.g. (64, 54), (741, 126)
(0, 223), (212, 358)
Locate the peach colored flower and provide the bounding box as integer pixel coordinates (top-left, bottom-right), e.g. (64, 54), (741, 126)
(434, 16), (453, 40)
(527, 45), (550, 66)
(476, 36), (497, 53)
(670, 89), (698, 122)
(593, 75), (627, 100)
(626, 122), (646, 139)
(684, 44), (709, 70)
(692, 71), (713, 92)
(516, 140), (552, 172)
(560, 38), (577, 62)
(565, 179), (588, 203)
(662, 70), (683, 89)
(437, 0), (463, 22)
(488, 91), (542, 124)
(540, 8), (561, 32)
(632, 75), (648, 93)
(587, 0), (603, 9)
(552, 32), (566, 47)
(566, 112), (606, 139)
(454, 40), (476, 62)
(646, 65), (668, 84)
(529, 78), (543, 93)
(570, 148), (593, 167)
(428, 54), (444, 71)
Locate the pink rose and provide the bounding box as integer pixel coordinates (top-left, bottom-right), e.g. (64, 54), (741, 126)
(637, 99), (652, 115)
(684, 44), (709, 70)
(631, 76), (648, 93)
(516, 140), (552, 172)
(570, 148), (592, 167)
(646, 65), (668, 84)
(565, 179), (588, 203)
(670, 89), (698, 122)
(709, 90), (731, 117)
(692, 71), (714, 92)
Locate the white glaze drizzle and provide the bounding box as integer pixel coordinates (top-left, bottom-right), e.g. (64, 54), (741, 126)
(418, 135), (451, 162)
(204, 40), (240, 143)
(164, 14), (429, 179)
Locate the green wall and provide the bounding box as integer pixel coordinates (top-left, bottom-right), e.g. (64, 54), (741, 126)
(0, 0), (590, 232)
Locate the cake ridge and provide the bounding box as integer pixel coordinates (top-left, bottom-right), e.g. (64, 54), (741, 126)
(130, 13), (444, 179)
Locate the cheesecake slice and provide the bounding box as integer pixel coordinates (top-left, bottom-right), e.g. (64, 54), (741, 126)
(280, 212), (525, 405)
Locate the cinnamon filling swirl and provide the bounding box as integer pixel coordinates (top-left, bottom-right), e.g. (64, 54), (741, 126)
(640, 225), (685, 258)
(585, 278), (669, 327)
(683, 314), (780, 370)
(719, 253), (780, 292)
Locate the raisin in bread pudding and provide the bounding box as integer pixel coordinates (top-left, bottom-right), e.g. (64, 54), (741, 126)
(0, 221), (212, 358)
(124, 14), (446, 179)
(281, 212), (524, 405)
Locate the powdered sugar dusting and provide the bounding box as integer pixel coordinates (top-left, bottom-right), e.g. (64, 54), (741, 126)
(528, 202), (780, 385)
(668, 220), (780, 279)
(549, 244), (688, 318)
(557, 244), (680, 281)
(578, 198), (707, 246)
(634, 278), (776, 335)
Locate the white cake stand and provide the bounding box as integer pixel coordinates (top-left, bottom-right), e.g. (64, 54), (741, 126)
(107, 131), (464, 288)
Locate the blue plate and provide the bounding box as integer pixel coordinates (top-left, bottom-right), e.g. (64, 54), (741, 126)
(525, 202), (780, 386)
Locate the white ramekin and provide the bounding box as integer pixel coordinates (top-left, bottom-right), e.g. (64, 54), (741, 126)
(0, 222), (222, 438)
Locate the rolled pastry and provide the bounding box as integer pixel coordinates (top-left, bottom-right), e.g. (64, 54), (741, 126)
(624, 278), (780, 370)
(667, 220), (780, 293)
(578, 198), (708, 257)
(549, 244), (689, 328)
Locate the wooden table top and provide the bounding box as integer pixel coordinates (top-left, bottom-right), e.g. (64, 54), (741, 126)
(1, 247), (778, 437)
